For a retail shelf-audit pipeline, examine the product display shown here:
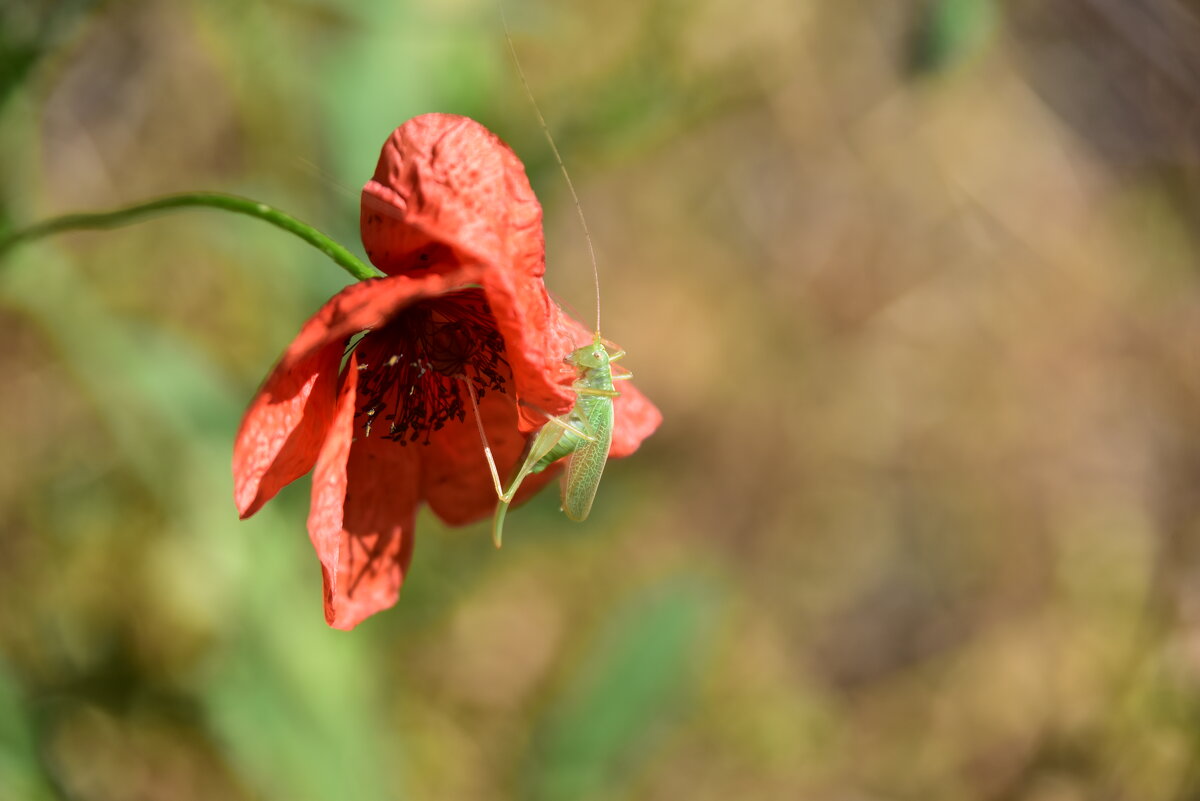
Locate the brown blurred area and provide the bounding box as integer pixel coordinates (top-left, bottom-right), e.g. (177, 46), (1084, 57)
(4, 0), (1200, 799)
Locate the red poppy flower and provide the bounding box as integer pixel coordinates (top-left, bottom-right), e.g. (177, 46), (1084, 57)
(232, 114), (661, 630)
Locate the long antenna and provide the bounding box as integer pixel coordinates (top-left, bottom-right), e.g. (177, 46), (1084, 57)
(499, 2), (602, 335)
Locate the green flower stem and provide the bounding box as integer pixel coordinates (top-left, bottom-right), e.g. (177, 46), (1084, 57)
(0, 191), (383, 282)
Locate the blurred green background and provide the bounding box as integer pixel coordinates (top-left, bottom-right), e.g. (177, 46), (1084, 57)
(4, 0), (1200, 798)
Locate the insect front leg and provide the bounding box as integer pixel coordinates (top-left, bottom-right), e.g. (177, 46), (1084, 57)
(598, 337), (624, 360)
(611, 363), (634, 381)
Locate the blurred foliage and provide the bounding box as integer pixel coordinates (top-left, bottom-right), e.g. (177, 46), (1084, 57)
(5, 0), (1200, 799)
(909, 0), (997, 74)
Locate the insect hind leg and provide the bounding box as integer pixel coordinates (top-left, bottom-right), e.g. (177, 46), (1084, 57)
(462, 378), (506, 499)
(491, 421), (572, 547)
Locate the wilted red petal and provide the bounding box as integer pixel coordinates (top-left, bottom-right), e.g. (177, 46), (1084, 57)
(362, 113), (541, 280)
(421, 389), (559, 526)
(308, 354), (418, 630)
(233, 342), (341, 518)
(361, 113), (577, 430)
(480, 269), (577, 432)
(233, 267), (485, 518)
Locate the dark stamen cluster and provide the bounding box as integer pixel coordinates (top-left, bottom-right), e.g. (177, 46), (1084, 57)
(351, 289), (509, 445)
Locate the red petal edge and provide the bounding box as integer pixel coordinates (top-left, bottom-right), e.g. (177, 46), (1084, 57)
(233, 342), (341, 518)
(307, 353), (419, 630)
(233, 268), (483, 518)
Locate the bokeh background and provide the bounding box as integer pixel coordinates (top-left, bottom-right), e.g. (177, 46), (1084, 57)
(4, 0), (1200, 798)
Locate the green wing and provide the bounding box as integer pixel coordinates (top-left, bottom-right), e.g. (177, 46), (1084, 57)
(561, 399), (614, 521)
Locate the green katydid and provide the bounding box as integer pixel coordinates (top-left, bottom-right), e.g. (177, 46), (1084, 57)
(464, 7), (635, 546)
(467, 333), (633, 546)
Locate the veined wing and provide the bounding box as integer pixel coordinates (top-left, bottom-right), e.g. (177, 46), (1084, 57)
(561, 399), (614, 521)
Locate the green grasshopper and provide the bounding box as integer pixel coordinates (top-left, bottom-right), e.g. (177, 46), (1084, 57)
(468, 333), (632, 546)
(466, 6), (635, 546)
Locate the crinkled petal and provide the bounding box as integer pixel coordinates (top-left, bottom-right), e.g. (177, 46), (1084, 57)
(421, 389), (559, 526)
(233, 341), (341, 518)
(481, 271), (577, 432)
(307, 353), (419, 630)
(361, 113), (577, 429)
(361, 113), (527, 279)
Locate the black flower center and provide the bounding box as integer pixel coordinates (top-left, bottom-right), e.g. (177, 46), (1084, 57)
(351, 289), (509, 445)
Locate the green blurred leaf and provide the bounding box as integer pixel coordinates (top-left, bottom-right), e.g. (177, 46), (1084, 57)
(316, 0), (498, 195)
(0, 247), (403, 801)
(911, 0), (997, 75)
(0, 0), (99, 109)
(522, 575), (719, 801)
(0, 658), (55, 801)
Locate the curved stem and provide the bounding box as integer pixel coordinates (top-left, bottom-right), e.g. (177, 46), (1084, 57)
(0, 191), (382, 282)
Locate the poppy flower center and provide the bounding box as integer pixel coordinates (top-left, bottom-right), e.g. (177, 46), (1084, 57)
(352, 289), (509, 445)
